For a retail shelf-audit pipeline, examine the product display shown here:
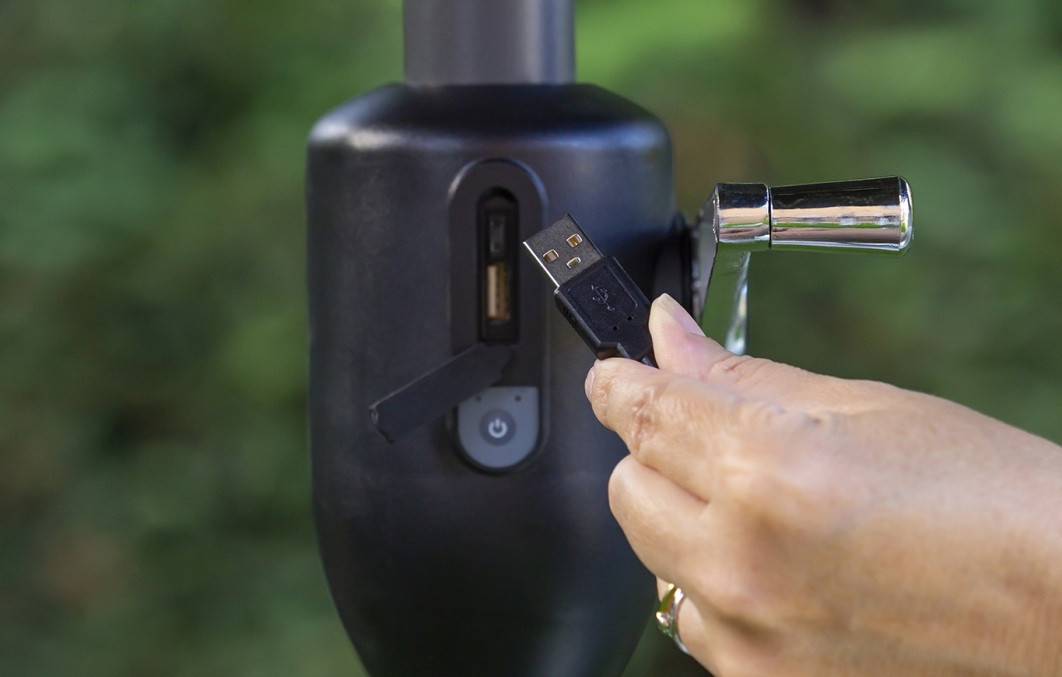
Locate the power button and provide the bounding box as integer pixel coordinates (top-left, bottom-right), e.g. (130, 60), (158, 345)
(480, 409), (516, 445)
(457, 386), (539, 470)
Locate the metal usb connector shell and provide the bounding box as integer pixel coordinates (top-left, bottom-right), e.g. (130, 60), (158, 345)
(523, 215), (604, 287)
(524, 214), (655, 365)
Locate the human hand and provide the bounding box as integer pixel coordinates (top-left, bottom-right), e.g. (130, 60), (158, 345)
(586, 294), (1062, 677)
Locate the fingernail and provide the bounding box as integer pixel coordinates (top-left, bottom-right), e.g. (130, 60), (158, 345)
(658, 293), (705, 336)
(584, 364), (596, 400)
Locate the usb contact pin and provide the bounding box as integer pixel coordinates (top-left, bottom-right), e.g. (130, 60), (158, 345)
(522, 215), (604, 288)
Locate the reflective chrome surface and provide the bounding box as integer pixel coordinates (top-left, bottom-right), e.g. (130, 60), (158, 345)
(770, 176), (912, 254)
(691, 193), (750, 353)
(693, 176), (914, 353)
(698, 250), (748, 354)
(710, 176), (912, 255)
(714, 183), (770, 252)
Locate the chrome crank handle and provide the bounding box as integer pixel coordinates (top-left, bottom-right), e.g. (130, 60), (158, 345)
(693, 176), (913, 352)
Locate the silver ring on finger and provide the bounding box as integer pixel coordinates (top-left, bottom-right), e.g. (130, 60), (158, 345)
(655, 583), (690, 655)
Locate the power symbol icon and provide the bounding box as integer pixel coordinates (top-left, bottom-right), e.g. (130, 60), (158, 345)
(487, 419), (508, 438)
(479, 409), (516, 445)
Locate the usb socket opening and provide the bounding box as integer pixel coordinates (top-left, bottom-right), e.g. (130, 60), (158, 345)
(478, 190), (519, 342)
(486, 262), (509, 322)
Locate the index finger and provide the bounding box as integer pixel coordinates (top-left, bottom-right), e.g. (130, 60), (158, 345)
(587, 357), (820, 501)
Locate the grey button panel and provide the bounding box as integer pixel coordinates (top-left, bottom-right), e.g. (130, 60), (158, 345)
(457, 386), (539, 470)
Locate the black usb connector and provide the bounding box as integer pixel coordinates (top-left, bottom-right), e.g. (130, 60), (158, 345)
(523, 214), (655, 366)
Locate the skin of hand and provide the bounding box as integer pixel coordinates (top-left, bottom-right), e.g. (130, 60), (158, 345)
(586, 294), (1062, 677)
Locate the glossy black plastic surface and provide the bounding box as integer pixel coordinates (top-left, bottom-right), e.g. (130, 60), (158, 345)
(307, 84), (674, 677)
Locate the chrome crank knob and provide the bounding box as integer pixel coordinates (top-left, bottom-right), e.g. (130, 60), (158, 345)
(692, 176), (913, 351)
(711, 176), (913, 254)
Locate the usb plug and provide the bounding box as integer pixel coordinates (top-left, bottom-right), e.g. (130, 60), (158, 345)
(523, 215), (655, 365)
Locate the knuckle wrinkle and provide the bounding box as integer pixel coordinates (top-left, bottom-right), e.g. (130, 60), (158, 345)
(626, 379), (670, 455)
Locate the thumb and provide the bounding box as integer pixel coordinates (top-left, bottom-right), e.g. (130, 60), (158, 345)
(649, 294), (869, 413)
(647, 294), (709, 378)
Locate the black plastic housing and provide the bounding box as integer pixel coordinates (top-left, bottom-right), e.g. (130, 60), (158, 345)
(556, 257), (655, 363)
(307, 84), (674, 677)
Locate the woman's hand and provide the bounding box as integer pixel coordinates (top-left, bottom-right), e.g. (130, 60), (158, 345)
(587, 294), (1062, 677)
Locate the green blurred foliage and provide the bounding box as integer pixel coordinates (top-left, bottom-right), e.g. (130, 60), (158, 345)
(2, 0), (1062, 675)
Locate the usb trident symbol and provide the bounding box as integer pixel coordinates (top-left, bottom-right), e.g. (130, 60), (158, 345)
(591, 285), (614, 311)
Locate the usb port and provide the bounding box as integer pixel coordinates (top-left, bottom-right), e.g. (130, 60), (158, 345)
(486, 262), (509, 322)
(479, 191), (519, 342)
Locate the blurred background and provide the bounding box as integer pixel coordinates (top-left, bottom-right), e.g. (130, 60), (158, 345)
(3, 0), (1062, 675)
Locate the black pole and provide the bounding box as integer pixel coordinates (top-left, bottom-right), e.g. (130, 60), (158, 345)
(308, 1), (674, 674)
(404, 0), (575, 85)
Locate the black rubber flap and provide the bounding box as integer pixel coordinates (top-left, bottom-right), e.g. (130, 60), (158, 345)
(369, 343), (513, 442)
